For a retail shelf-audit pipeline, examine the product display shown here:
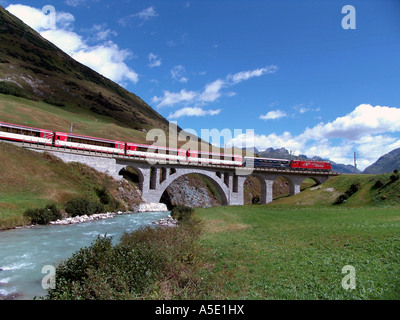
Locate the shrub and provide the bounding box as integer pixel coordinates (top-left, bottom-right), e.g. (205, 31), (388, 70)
(0, 81), (30, 99)
(252, 196), (260, 204)
(46, 213), (206, 300)
(345, 183), (360, 197)
(334, 183), (360, 205)
(374, 179), (384, 188)
(23, 203), (61, 225)
(389, 174), (399, 183)
(96, 186), (111, 205)
(171, 205), (194, 222)
(64, 197), (104, 217)
(334, 193), (349, 205)
(393, 169), (399, 174)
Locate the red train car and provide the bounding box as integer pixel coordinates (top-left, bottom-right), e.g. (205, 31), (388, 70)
(289, 160), (331, 171)
(0, 121), (53, 146)
(54, 132), (125, 155)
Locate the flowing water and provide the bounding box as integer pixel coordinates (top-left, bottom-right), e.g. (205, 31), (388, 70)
(0, 211), (170, 300)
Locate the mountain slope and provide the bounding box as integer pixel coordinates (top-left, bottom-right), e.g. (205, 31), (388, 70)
(0, 5), (169, 133)
(363, 148), (400, 174)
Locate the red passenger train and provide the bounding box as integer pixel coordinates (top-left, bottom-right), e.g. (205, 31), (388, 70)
(0, 121), (331, 171)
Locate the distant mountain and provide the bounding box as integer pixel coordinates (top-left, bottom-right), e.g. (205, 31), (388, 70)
(248, 147), (360, 173)
(363, 148), (400, 174)
(0, 5), (170, 133)
(243, 147), (260, 155)
(330, 161), (361, 174)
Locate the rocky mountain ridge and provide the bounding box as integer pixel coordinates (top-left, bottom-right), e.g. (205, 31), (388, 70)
(363, 148), (400, 174)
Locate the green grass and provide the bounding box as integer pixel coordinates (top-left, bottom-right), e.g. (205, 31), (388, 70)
(193, 173), (400, 299)
(195, 205), (400, 300)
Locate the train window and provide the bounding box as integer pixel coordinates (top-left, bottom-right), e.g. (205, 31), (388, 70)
(2, 127), (41, 137)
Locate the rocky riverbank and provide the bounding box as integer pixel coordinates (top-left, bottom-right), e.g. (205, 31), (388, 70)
(49, 202), (169, 226)
(152, 215), (178, 228)
(49, 212), (124, 225)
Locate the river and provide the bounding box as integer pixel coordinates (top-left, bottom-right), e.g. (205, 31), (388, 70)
(0, 211), (171, 300)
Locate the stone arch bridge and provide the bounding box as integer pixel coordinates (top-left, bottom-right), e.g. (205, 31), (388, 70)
(39, 149), (338, 206)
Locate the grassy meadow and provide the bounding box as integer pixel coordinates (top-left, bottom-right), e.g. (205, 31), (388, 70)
(194, 173), (400, 300)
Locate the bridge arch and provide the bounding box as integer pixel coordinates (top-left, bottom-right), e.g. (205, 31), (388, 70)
(153, 169), (230, 206)
(118, 165), (145, 192)
(302, 176), (325, 186)
(244, 174), (267, 204)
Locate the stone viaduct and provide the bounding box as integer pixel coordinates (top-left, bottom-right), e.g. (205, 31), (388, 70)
(37, 148), (337, 206)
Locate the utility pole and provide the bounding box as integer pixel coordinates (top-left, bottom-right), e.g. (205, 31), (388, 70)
(354, 151), (359, 173)
(70, 123), (73, 134)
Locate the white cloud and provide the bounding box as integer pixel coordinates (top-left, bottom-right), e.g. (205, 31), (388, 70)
(148, 53), (161, 68)
(65, 0), (81, 7)
(6, 4), (52, 31)
(229, 104), (400, 170)
(6, 4), (139, 85)
(168, 107), (221, 119)
(301, 104), (400, 141)
(119, 6), (158, 26)
(40, 29), (85, 55)
(227, 66), (278, 84)
(153, 66), (278, 108)
(259, 110), (287, 120)
(152, 89), (197, 108)
(134, 6), (158, 20)
(171, 65), (188, 83)
(65, 0), (99, 7)
(86, 24), (118, 42)
(73, 44), (139, 84)
(199, 79), (224, 102)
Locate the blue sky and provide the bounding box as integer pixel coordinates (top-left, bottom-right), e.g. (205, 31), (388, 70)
(3, 0), (400, 169)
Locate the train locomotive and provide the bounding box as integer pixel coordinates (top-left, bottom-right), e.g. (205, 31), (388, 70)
(243, 156), (331, 172)
(0, 121), (331, 171)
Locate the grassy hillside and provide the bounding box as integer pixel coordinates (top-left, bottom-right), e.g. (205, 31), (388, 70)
(267, 173), (400, 208)
(0, 142), (141, 230)
(0, 93), (150, 144)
